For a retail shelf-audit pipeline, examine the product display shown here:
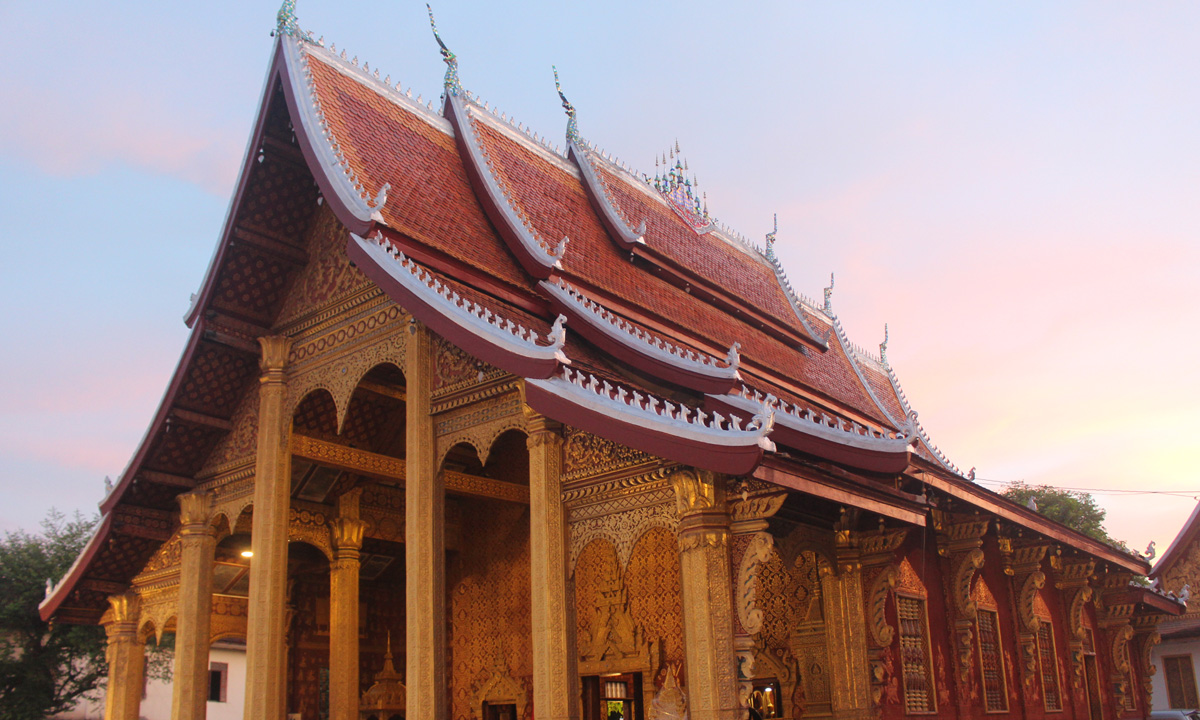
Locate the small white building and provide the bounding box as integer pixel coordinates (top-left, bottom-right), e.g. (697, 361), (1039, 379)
(55, 640), (246, 720)
(1151, 503), (1200, 712)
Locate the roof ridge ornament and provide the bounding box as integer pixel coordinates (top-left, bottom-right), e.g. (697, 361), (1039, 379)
(764, 213), (778, 260)
(879, 323), (889, 368)
(426, 4), (462, 97)
(274, 0), (313, 42)
(823, 272), (835, 313)
(552, 66), (579, 144)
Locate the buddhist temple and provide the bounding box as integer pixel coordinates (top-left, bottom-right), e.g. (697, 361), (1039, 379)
(40, 4), (1185, 720)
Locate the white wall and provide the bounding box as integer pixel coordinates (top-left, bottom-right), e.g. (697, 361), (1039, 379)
(54, 643), (245, 720)
(1152, 635), (1200, 710)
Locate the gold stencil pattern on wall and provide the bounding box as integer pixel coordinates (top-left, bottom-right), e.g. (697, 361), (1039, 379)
(625, 527), (685, 673)
(449, 499), (533, 719)
(575, 538), (621, 646)
(277, 204), (372, 324)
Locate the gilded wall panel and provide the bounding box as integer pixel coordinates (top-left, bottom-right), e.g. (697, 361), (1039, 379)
(435, 390), (524, 466)
(275, 204), (374, 326)
(449, 500), (533, 720)
(574, 539), (621, 652)
(201, 388), (260, 475)
(287, 319), (408, 427)
(625, 526), (686, 679)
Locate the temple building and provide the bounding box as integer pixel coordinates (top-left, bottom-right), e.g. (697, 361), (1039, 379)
(1149, 503), (1200, 712)
(40, 5), (1184, 720)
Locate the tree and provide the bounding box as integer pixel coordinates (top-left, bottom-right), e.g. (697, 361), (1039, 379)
(0, 509), (107, 719)
(1001, 482), (1119, 546)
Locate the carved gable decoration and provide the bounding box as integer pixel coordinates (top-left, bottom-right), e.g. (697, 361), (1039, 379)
(897, 557), (928, 598)
(580, 566), (659, 676)
(470, 654), (528, 720)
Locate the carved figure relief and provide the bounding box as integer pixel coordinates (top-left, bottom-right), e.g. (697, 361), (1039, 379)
(563, 427), (658, 483)
(470, 653), (529, 720)
(649, 663), (689, 720)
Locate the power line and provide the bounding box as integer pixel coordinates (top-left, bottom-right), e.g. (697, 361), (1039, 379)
(972, 477), (1200, 498)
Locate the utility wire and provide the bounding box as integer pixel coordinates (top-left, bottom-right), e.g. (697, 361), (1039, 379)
(972, 477), (1200, 498)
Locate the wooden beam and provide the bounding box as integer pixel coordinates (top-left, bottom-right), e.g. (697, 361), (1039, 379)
(202, 328), (260, 355)
(356, 380), (407, 403)
(754, 461), (927, 527)
(291, 434), (529, 504)
(139, 470), (196, 488)
(170, 408), (233, 432)
(233, 227), (308, 266)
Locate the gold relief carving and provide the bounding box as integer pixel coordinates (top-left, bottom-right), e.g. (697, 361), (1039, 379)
(137, 532), (184, 577)
(1067, 586), (1095, 641)
(211, 595), (249, 643)
(626, 528), (687, 672)
(736, 533), (775, 636)
(931, 511), (990, 554)
(179, 490), (215, 528)
(1017, 571), (1047, 632)
(1009, 544), (1049, 574)
(260, 335), (294, 374)
(729, 492), (787, 534)
(288, 507), (333, 560)
(330, 517), (367, 553)
(1110, 624), (1134, 674)
(105, 592), (140, 626)
(649, 663), (689, 720)
(435, 392), (524, 466)
(897, 557), (927, 597)
(564, 472), (673, 514)
(470, 655), (529, 720)
(952, 548), (985, 617)
(433, 336), (506, 399)
(1139, 631), (1161, 696)
(860, 529), (910, 564)
(275, 204), (373, 326)
(1055, 559), (1096, 588)
(670, 468), (720, 515)
(137, 586), (179, 644)
(578, 564), (659, 674)
(745, 640), (802, 719)
(868, 565), (899, 647)
(563, 427), (659, 483)
(202, 390), (260, 474)
(286, 327), (407, 428)
(570, 502), (677, 572)
(680, 529), (728, 554)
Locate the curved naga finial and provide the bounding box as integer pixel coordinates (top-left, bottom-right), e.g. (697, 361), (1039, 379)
(426, 4), (462, 96)
(879, 323), (889, 367)
(275, 0), (312, 40)
(552, 66), (579, 144)
(764, 213), (778, 259)
(823, 272), (835, 313)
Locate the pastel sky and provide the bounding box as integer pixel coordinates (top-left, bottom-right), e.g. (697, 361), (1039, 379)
(1, 1), (1197, 555)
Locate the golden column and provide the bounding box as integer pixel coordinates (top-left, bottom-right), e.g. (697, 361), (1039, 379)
(670, 468), (741, 720)
(406, 321), (447, 719)
(525, 409), (581, 720)
(245, 335), (294, 720)
(822, 517), (874, 720)
(102, 592), (144, 720)
(171, 490), (217, 720)
(330, 489), (367, 720)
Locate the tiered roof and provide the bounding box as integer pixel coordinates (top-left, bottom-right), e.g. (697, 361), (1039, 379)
(40, 4), (1153, 624)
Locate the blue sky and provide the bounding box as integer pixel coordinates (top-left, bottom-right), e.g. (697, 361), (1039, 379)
(1, 1), (1197, 550)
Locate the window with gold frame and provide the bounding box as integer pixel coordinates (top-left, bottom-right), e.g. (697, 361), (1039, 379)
(972, 578), (1008, 713)
(896, 592), (937, 714)
(1035, 619), (1062, 712)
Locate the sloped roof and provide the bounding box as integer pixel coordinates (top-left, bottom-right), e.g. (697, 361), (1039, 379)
(41, 10), (1155, 623)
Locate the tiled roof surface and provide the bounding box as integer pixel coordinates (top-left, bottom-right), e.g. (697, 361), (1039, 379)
(306, 48), (903, 430)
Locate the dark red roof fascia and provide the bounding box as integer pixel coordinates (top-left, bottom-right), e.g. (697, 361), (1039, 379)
(523, 381), (765, 476)
(1151, 501), (1200, 579)
(38, 513), (115, 622)
(913, 461), (1150, 574)
(1123, 587), (1186, 615)
(754, 456), (927, 526)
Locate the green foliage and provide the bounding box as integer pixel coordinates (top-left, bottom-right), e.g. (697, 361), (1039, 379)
(1000, 482), (1116, 545)
(0, 509), (107, 719)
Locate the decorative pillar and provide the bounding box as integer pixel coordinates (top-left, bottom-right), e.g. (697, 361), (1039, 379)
(1053, 555), (1095, 718)
(932, 509), (990, 719)
(525, 409), (580, 720)
(999, 539), (1049, 713)
(330, 489), (367, 720)
(172, 490), (217, 720)
(245, 335), (294, 720)
(859, 528), (909, 713)
(406, 321), (446, 719)
(821, 513), (877, 720)
(103, 592), (145, 720)
(670, 468), (741, 720)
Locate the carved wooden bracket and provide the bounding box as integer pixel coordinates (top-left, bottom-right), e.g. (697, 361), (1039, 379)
(868, 565), (899, 648)
(1017, 571), (1047, 633)
(736, 533), (775, 636)
(953, 548), (985, 617)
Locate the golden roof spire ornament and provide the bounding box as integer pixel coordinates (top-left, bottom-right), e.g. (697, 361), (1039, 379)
(426, 4), (461, 96)
(552, 66), (579, 144)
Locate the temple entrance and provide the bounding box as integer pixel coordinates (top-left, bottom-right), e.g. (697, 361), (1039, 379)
(483, 703), (518, 720)
(581, 673), (644, 720)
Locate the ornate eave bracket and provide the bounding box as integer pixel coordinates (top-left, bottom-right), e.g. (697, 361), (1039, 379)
(712, 387), (912, 473)
(348, 232), (568, 379)
(526, 369), (774, 476)
(281, 39), (389, 232)
(541, 278), (739, 394)
(443, 91), (567, 279)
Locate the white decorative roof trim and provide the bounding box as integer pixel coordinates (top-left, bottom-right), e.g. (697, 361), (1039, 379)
(570, 140), (646, 247)
(827, 311), (906, 430)
(726, 386), (914, 453)
(763, 250), (829, 347)
(352, 233), (569, 364)
(529, 366), (775, 451)
(284, 38), (388, 224)
(309, 41), (451, 132)
(542, 278), (739, 379)
(881, 362), (965, 477)
(451, 94), (566, 271)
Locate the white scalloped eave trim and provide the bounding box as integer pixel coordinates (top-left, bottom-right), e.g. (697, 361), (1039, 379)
(352, 233), (568, 364)
(570, 140), (645, 246)
(721, 389), (913, 454)
(541, 279), (738, 378)
(283, 37), (386, 224)
(529, 367), (775, 451)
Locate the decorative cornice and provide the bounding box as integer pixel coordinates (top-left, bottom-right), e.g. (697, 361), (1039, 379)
(350, 232), (567, 378)
(542, 278), (739, 394)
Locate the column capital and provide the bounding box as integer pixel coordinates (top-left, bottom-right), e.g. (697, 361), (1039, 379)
(178, 490), (215, 533)
(104, 591), (140, 627)
(669, 467), (726, 517)
(522, 406), (563, 447)
(258, 335), (294, 376)
(331, 517), (367, 554)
